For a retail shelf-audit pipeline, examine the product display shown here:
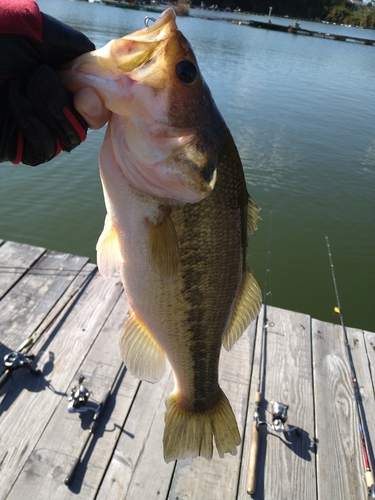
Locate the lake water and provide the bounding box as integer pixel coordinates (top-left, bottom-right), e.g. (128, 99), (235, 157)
(1, 0), (374, 332)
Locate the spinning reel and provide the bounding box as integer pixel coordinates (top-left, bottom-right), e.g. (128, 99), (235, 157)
(257, 400), (298, 434)
(67, 375), (100, 414)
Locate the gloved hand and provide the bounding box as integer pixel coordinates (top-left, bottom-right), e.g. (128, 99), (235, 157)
(0, 0), (96, 166)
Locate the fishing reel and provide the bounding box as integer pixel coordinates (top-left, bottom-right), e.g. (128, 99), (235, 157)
(370, 484), (375, 499)
(258, 401), (298, 433)
(67, 375), (100, 414)
(3, 351), (41, 376)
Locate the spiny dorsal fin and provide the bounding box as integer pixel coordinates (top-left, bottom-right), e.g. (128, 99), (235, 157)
(247, 196), (261, 235)
(96, 215), (122, 278)
(222, 267), (262, 351)
(120, 310), (166, 383)
(147, 209), (179, 283)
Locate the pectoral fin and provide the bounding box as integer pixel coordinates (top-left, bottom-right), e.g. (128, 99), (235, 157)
(147, 209), (179, 283)
(96, 215), (122, 278)
(120, 310), (166, 383)
(222, 267), (262, 351)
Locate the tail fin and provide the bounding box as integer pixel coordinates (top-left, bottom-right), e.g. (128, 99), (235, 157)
(163, 388), (241, 463)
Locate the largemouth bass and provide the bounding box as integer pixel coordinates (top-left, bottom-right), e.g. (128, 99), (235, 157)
(60, 8), (261, 462)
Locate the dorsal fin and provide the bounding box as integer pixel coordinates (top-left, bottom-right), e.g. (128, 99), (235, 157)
(96, 215), (122, 278)
(222, 267), (262, 351)
(147, 208), (179, 283)
(120, 310), (166, 383)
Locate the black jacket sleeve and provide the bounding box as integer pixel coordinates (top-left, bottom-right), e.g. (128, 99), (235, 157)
(0, 0), (95, 165)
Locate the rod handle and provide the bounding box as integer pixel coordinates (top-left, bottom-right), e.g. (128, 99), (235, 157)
(247, 419), (260, 495)
(254, 391), (261, 404)
(365, 470), (375, 489)
(64, 457), (80, 486)
(0, 370), (10, 390)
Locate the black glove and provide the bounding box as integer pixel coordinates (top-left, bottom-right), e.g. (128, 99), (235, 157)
(0, 0), (95, 166)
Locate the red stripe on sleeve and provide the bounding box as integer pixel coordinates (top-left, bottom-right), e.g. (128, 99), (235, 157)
(63, 107), (87, 143)
(55, 140), (62, 157)
(12, 128), (24, 164)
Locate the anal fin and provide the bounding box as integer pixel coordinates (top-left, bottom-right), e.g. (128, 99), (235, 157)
(120, 311), (166, 383)
(222, 266), (262, 351)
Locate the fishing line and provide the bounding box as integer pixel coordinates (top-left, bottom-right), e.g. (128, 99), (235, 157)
(258, 211), (272, 403)
(325, 236), (375, 498)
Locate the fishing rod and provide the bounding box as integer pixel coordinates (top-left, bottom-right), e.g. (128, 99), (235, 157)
(247, 213), (298, 496)
(325, 236), (375, 498)
(246, 215), (271, 496)
(64, 365), (124, 486)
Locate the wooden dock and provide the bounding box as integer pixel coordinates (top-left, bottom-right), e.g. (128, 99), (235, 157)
(101, 0), (166, 13)
(247, 19), (375, 45)
(1, 239), (375, 500)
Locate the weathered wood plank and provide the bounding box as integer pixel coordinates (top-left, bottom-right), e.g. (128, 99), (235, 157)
(0, 262), (96, 405)
(313, 319), (368, 500)
(0, 240), (45, 299)
(168, 319), (257, 500)
(96, 365), (175, 500)
(0, 250), (89, 359)
(0, 273), (123, 500)
(30, 263), (97, 350)
(238, 306), (316, 500)
(120, 392), (175, 500)
(6, 290), (140, 500)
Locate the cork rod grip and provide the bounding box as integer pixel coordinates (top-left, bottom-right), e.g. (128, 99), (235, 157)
(247, 391), (262, 495)
(247, 419), (260, 495)
(365, 470), (375, 490)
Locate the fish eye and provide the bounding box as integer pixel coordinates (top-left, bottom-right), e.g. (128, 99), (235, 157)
(176, 60), (198, 85)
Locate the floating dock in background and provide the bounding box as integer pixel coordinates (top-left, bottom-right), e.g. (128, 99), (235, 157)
(92, 1), (375, 46)
(247, 19), (375, 45)
(1, 239), (375, 499)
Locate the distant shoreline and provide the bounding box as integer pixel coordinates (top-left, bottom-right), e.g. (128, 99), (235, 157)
(188, 6), (375, 31)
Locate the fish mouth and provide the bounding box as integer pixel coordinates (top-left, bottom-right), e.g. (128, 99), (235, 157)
(112, 8), (178, 73)
(59, 8), (178, 80)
